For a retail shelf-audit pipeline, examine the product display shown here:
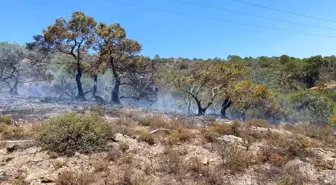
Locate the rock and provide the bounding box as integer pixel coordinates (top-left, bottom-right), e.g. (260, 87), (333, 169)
(201, 158), (209, 165)
(284, 158), (318, 182)
(32, 152), (48, 162)
(40, 174), (57, 183)
(1, 157), (14, 165)
(107, 142), (120, 151)
(114, 133), (139, 151)
(311, 148), (336, 170)
(216, 135), (244, 145)
(25, 147), (38, 154)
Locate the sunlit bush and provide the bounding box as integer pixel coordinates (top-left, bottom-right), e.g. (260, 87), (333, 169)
(38, 113), (112, 156)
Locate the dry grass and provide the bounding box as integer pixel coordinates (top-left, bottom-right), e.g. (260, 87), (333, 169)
(53, 158), (66, 169)
(106, 148), (122, 161)
(90, 105), (104, 116)
(247, 119), (273, 128)
(92, 159), (109, 172)
(119, 153), (134, 165)
(11, 169), (28, 185)
(283, 124), (336, 147)
(167, 126), (192, 145)
(160, 147), (183, 175)
(137, 131), (155, 145)
(262, 132), (314, 165)
(119, 142), (130, 153)
(105, 166), (148, 185)
(0, 123), (31, 140)
(109, 117), (137, 137)
(149, 115), (170, 129)
(202, 121), (241, 142)
(0, 115), (13, 125)
(214, 142), (254, 173)
(56, 170), (94, 185)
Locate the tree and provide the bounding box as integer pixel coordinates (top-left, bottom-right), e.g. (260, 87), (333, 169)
(95, 23), (157, 104)
(284, 89), (336, 124)
(225, 80), (281, 121)
(173, 62), (243, 116)
(31, 11), (97, 100)
(0, 42), (51, 95)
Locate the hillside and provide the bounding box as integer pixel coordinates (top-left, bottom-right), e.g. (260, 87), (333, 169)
(0, 106), (335, 185)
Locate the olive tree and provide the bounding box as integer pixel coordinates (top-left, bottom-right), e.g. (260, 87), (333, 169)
(95, 23), (157, 104)
(0, 42), (51, 95)
(30, 11), (97, 100)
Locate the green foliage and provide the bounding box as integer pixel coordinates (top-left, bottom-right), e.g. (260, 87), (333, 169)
(280, 90), (335, 124)
(38, 113), (112, 156)
(229, 80), (281, 120)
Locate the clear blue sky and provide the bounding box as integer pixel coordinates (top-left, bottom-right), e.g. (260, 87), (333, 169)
(1, 0), (336, 59)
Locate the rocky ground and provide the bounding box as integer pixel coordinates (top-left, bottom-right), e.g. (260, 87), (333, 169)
(0, 99), (335, 185)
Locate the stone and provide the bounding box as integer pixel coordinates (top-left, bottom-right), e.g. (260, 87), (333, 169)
(201, 158), (209, 165)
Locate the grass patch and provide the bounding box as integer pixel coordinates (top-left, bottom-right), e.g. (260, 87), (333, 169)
(137, 131), (155, 145)
(56, 170), (94, 185)
(0, 115), (13, 125)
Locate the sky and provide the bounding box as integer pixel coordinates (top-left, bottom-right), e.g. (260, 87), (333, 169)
(0, 0), (336, 59)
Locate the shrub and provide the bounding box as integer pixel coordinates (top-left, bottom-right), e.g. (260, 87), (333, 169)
(119, 153), (134, 165)
(119, 142), (130, 152)
(161, 147), (183, 175)
(137, 131), (155, 145)
(0, 114), (13, 125)
(331, 115), (336, 127)
(185, 157), (206, 175)
(150, 115), (170, 129)
(106, 148), (122, 161)
(90, 105), (104, 116)
(167, 130), (180, 145)
(56, 170), (94, 185)
(167, 127), (191, 145)
(38, 113), (112, 156)
(215, 142), (253, 173)
(0, 124), (28, 140)
(92, 159), (109, 172)
(265, 133), (312, 160)
(109, 118), (136, 137)
(202, 122), (238, 142)
(137, 116), (153, 126)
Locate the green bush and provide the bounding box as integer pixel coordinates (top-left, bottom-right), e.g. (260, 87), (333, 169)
(38, 113), (112, 156)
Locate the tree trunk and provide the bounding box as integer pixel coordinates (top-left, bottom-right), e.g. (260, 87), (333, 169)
(112, 80), (121, 104)
(92, 75), (98, 97)
(198, 107), (206, 116)
(110, 58), (121, 105)
(196, 100), (207, 116)
(10, 78), (19, 95)
(220, 98), (232, 118)
(76, 62), (85, 100)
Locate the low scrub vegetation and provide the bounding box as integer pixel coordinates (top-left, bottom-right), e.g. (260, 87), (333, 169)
(38, 113), (113, 156)
(0, 124), (31, 140)
(0, 115), (13, 125)
(56, 170), (94, 185)
(137, 131), (155, 145)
